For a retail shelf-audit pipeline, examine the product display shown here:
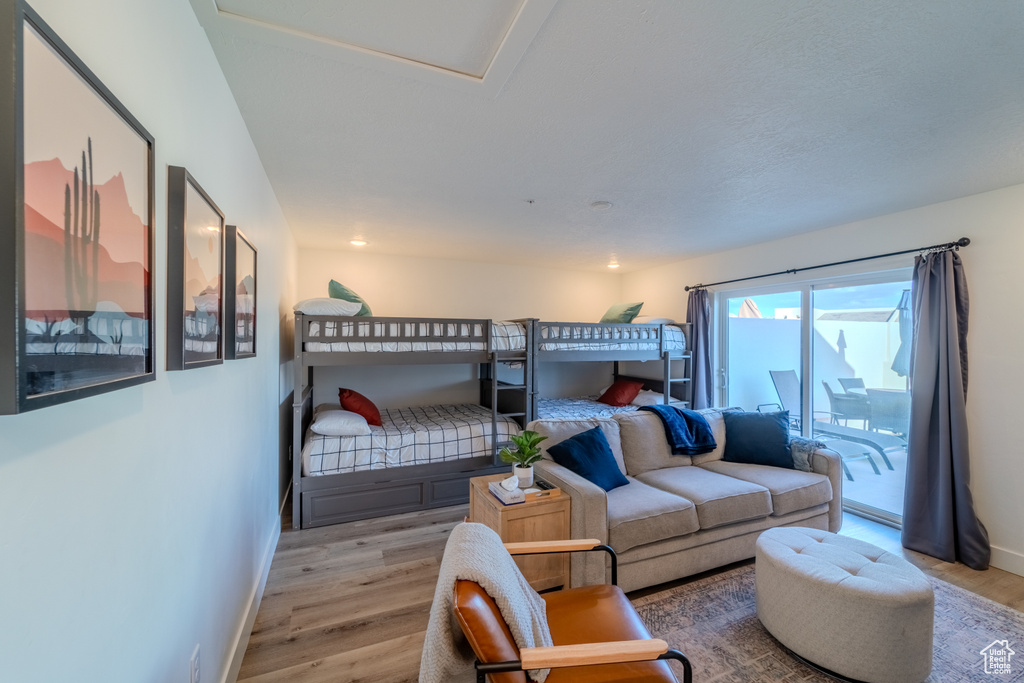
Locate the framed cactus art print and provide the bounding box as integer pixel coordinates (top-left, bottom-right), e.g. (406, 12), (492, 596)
(225, 226), (257, 360)
(0, 1), (156, 413)
(166, 167), (224, 371)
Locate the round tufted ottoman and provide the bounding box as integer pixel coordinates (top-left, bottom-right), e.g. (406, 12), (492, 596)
(755, 527), (934, 683)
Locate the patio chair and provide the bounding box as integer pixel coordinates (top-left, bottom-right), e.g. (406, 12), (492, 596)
(867, 388), (911, 438)
(822, 381), (871, 428)
(811, 421), (897, 471)
(767, 369), (805, 430)
(837, 377), (867, 395)
(766, 370), (879, 481)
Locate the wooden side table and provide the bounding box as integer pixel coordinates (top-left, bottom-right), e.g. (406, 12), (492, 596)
(468, 473), (571, 591)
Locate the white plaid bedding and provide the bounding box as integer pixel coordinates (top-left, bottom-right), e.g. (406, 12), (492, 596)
(302, 403), (519, 476)
(539, 324), (686, 352)
(537, 396), (640, 420)
(304, 320), (526, 353)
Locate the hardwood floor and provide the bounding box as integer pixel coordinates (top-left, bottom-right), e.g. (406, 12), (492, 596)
(236, 503), (1024, 682)
(839, 514), (1024, 611)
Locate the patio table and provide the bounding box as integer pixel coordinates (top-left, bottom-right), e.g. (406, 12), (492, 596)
(866, 388), (910, 437)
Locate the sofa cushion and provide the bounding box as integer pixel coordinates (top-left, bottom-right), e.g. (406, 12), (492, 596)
(699, 461), (833, 517)
(689, 408), (730, 465)
(547, 427), (630, 492)
(607, 478), (699, 553)
(635, 466), (772, 530)
(613, 411), (690, 475)
(528, 418), (626, 476)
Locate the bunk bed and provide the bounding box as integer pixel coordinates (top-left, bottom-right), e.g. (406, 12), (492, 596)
(292, 313), (533, 529)
(530, 320), (692, 420)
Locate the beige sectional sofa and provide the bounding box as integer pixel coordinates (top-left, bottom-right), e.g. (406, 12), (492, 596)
(530, 408), (844, 593)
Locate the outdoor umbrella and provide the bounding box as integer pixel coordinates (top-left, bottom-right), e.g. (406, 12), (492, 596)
(891, 289), (913, 377)
(738, 298), (762, 318)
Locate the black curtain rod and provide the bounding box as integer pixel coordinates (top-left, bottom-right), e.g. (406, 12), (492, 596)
(684, 237), (971, 291)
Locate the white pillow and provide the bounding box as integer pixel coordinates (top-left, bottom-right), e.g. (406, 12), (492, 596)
(310, 408), (372, 436)
(632, 390), (666, 406)
(633, 315), (676, 325)
(293, 297), (362, 316)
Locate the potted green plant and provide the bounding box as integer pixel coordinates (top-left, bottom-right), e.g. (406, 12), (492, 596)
(498, 430), (548, 488)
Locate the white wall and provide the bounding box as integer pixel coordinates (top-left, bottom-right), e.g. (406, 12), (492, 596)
(623, 184), (1024, 576)
(297, 248), (621, 320)
(0, 2), (297, 682)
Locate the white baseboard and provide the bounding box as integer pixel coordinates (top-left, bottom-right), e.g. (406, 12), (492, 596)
(222, 517), (281, 683)
(990, 544), (1024, 578)
(280, 480), (292, 517)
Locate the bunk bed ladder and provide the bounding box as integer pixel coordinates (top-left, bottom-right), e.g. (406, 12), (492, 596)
(481, 351), (531, 461)
(662, 322), (693, 409)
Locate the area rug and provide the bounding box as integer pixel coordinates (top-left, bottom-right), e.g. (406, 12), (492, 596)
(632, 564), (1024, 682)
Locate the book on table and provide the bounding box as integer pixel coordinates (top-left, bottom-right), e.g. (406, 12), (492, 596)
(488, 477), (561, 505)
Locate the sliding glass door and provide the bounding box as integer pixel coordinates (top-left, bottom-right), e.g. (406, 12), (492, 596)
(722, 289), (804, 417)
(811, 280), (911, 522)
(718, 271), (912, 524)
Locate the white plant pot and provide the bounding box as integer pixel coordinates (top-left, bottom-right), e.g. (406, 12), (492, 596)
(515, 465), (534, 488)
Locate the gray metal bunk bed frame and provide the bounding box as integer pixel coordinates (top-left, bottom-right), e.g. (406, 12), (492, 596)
(292, 314), (534, 529)
(530, 320), (693, 416)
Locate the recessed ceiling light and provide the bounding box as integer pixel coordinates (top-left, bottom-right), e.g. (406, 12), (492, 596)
(350, 239), (367, 246)
(591, 201), (613, 211)
(608, 262), (620, 269)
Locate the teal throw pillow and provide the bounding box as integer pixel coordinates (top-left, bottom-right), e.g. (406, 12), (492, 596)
(600, 302), (644, 323)
(327, 280), (372, 316)
(547, 426), (629, 492)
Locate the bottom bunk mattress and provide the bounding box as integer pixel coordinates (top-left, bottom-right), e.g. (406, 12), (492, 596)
(302, 403), (519, 476)
(537, 396), (642, 420)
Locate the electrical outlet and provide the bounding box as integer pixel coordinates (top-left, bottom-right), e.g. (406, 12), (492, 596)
(190, 644), (200, 683)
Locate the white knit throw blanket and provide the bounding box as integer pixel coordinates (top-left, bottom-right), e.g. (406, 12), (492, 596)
(419, 522), (553, 683)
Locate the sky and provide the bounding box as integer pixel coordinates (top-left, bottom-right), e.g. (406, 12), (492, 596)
(24, 21), (149, 222)
(727, 281), (912, 318)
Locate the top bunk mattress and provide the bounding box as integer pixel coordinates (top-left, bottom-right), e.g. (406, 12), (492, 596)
(302, 319), (527, 353)
(538, 323), (686, 352)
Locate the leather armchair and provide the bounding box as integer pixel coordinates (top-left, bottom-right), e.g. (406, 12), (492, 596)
(451, 539), (693, 683)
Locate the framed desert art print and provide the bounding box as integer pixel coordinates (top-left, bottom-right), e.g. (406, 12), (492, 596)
(225, 226), (257, 360)
(0, 2), (156, 414)
(166, 166), (224, 371)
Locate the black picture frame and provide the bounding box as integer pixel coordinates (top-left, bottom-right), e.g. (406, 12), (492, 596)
(1, 1), (156, 414)
(225, 225), (257, 360)
(166, 166), (224, 371)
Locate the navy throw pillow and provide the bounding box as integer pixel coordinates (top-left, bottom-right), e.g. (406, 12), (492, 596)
(722, 411), (793, 469)
(547, 426), (629, 492)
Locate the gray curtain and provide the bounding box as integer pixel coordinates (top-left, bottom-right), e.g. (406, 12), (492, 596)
(686, 288), (713, 409)
(902, 249), (990, 570)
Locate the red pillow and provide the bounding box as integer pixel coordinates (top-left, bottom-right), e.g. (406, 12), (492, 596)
(339, 388), (382, 426)
(597, 379), (644, 407)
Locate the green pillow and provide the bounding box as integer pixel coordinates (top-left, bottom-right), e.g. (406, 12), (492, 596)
(327, 280), (372, 316)
(600, 301), (643, 323)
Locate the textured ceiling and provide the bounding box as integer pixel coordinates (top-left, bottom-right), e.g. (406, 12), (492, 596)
(190, 0), (1024, 272)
